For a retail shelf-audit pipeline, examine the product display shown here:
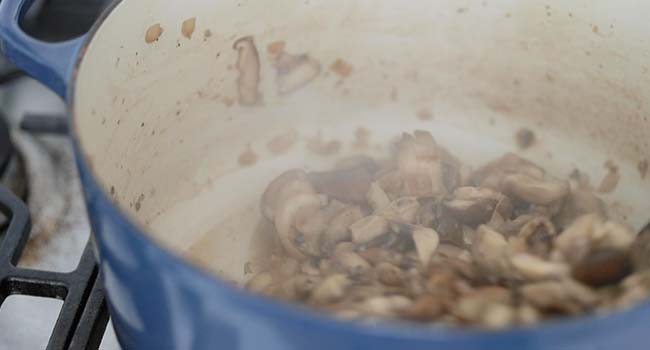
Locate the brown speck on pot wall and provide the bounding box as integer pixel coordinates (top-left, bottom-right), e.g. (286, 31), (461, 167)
(267, 40), (286, 55)
(638, 159), (648, 179)
(238, 146), (258, 166)
(267, 129), (299, 155)
(145, 23), (163, 43)
(182, 17), (196, 39)
(417, 108), (433, 121)
(330, 59), (353, 78)
(515, 128), (536, 149)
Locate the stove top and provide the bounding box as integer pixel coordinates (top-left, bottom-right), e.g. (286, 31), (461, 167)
(0, 0), (117, 349)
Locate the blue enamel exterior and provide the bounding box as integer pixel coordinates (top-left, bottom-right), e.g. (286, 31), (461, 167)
(2, 0), (650, 348)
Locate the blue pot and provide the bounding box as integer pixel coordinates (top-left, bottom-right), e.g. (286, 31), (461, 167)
(2, 0), (650, 349)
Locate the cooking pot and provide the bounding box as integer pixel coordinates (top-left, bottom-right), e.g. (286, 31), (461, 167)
(3, 0), (650, 348)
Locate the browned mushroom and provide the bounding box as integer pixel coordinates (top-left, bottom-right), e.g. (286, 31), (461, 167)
(443, 187), (509, 226)
(350, 215), (390, 243)
(471, 225), (511, 279)
(397, 131), (446, 197)
(501, 173), (569, 206)
(308, 164), (375, 204)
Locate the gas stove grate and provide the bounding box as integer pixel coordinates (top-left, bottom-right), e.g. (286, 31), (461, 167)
(0, 185), (109, 350)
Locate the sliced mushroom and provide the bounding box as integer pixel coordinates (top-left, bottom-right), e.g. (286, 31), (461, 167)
(376, 262), (404, 286)
(471, 153), (545, 189)
(501, 173), (569, 205)
(358, 296), (413, 317)
(571, 248), (631, 287)
(233, 36), (261, 106)
(555, 214), (635, 264)
(554, 189), (606, 230)
(443, 187), (506, 226)
(310, 274), (350, 304)
(397, 131), (446, 197)
(246, 272), (274, 293)
(471, 225), (511, 279)
(412, 226), (440, 266)
(261, 169), (323, 259)
(367, 182), (391, 212)
(511, 253), (569, 281)
(334, 251), (371, 275)
(319, 206), (364, 254)
(481, 303), (515, 329)
(350, 215), (390, 244)
(380, 197), (420, 224)
(513, 216), (556, 257)
(401, 294), (443, 321)
(308, 164), (374, 204)
(521, 279), (598, 314)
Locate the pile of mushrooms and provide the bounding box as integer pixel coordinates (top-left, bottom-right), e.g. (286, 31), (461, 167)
(246, 130), (650, 328)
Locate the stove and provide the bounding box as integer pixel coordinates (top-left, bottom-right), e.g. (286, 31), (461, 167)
(0, 0), (118, 349)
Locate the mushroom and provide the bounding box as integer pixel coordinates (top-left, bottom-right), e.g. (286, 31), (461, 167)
(397, 131), (447, 197)
(261, 169), (323, 259)
(501, 173), (569, 206)
(443, 187), (511, 226)
(367, 182), (391, 212)
(571, 248), (631, 287)
(334, 250), (371, 275)
(510, 253), (569, 281)
(273, 51), (321, 94)
(246, 272), (274, 293)
(412, 226), (440, 266)
(380, 197), (420, 224)
(308, 164), (374, 204)
(233, 36), (261, 106)
(358, 296), (413, 317)
(401, 295), (443, 321)
(376, 262), (404, 286)
(350, 215), (390, 244)
(521, 279), (598, 314)
(470, 153), (545, 189)
(554, 214), (635, 264)
(310, 274), (350, 304)
(554, 189), (606, 230)
(319, 206), (364, 254)
(471, 225), (511, 279)
(511, 216), (556, 257)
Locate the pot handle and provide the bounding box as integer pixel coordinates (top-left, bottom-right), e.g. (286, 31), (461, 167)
(0, 0), (86, 99)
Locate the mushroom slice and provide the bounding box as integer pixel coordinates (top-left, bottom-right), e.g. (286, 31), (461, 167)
(470, 153), (545, 189)
(412, 226), (440, 266)
(359, 296), (413, 317)
(512, 216), (556, 257)
(443, 187), (504, 226)
(334, 250), (371, 275)
(350, 215), (390, 244)
(397, 131), (446, 196)
(319, 206), (364, 254)
(261, 169), (322, 259)
(233, 36), (261, 106)
(246, 272), (274, 293)
(521, 279), (598, 313)
(471, 225), (511, 279)
(554, 189), (606, 230)
(367, 182), (391, 212)
(380, 197), (420, 224)
(310, 274), (350, 304)
(308, 164), (374, 204)
(501, 173), (569, 206)
(511, 253), (569, 281)
(555, 214), (635, 264)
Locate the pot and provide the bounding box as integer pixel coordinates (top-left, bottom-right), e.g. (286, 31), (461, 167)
(3, 0), (650, 348)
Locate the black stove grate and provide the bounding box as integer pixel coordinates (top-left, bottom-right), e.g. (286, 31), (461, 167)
(0, 183), (109, 350)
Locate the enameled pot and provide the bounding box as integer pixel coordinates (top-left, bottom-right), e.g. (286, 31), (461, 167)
(3, 0), (650, 348)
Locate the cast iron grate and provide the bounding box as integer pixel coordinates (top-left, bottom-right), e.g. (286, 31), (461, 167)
(0, 184), (109, 350)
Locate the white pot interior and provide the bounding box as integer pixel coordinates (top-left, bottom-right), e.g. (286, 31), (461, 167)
(74, 0), (650, 285)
